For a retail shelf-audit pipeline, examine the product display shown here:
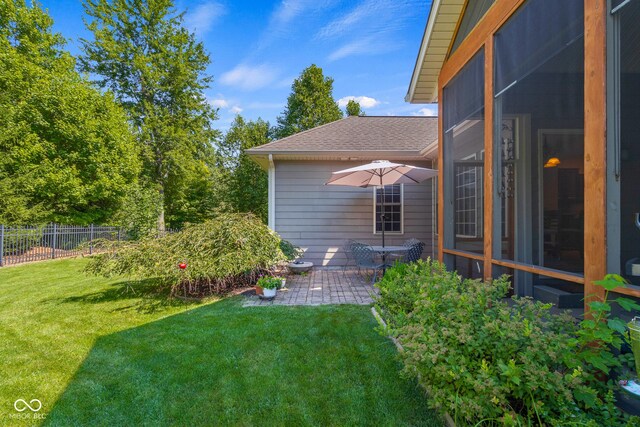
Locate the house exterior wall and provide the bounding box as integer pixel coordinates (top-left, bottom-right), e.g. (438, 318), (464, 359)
(273, 160), (434, 267)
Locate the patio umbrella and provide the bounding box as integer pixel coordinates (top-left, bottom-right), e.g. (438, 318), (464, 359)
(325, 160), (437, 248)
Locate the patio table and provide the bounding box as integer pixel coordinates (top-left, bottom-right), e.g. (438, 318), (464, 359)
(370, 246), (410, 269)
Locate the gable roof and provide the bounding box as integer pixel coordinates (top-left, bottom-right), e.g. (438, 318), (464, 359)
(247, 116), (438, 166)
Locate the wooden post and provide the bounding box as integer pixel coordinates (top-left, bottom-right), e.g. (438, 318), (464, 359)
(437, 85), (444, 263)
(583, 0), (607, 309)
(484, 36), (494, 280)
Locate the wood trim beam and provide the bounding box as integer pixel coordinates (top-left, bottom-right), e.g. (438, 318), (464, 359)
(443, 248), (485, 262)
(439, 0), (526, 89)
(438, 86), (444, 262)
(612, 286), (640, 299)
(583, 0), (607, 309)
(483, 36), (494, 280)
(491, 259), (586, 284)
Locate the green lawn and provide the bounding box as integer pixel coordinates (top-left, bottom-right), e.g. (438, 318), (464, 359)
(0, 258), (441, 426)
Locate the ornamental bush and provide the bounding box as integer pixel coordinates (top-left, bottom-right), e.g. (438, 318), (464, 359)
(375, 259), (640, 426)
(86, 213), (293, 296)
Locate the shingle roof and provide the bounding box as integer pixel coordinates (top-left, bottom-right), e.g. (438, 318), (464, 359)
(246, 116), (438, 154)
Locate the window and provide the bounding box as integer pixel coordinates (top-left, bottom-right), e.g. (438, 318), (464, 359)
(374, 184), (403, 233)
(455, 153), (483, 238)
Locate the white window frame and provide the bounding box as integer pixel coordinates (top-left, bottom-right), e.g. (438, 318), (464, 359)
(455, 153), (484, 238)
(373, 184), (404, 235)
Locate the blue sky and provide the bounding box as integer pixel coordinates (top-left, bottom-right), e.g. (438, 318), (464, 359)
(39, 0), (437, 132)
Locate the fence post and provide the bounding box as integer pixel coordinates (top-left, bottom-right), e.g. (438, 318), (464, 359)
(89, 224), (94, 255)
(0, 225), (4, 267)
(117, 227), (121, 243)
(51, 224), (57, 259)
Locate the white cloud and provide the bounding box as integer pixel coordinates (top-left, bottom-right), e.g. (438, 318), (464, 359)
(184, 2), (226, 37)
(255, 0), (338, 50)
(210, 98), (229, 108)
(328, 36), (397, 61)
(209, 97), (243, 114)
(319, 0), (421, 61)
(328, 37), (374, 61)
(412, 106), (439, 116)
(337, 96), (381, 109)
(219, 64), (279, 91)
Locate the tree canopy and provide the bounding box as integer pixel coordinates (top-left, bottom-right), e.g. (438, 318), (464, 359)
(346, 99), (364, 116)
(275, 64), (343, 138)
(0, 0), (140, 225)
(80, 0), (219, 229)
(217, 116), (270, 223)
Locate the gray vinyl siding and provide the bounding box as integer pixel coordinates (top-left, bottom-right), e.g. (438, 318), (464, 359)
(274, 160), (435, 267)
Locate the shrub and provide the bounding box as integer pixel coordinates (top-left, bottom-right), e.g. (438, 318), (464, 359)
(85, 213), (289, 296)
(375, 260), (640, 426)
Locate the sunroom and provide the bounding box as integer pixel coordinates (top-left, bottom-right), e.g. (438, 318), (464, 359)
(407, 0), (640, 315)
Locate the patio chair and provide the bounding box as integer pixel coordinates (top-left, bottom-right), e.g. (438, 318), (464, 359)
(402, 238), (425, 263)
(342, 239), (358, 276)
(351, 243), (385, 284)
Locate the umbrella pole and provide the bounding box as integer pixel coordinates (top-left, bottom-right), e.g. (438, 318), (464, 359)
(381, 186), (385, 248)
(380, 176), (387, 276)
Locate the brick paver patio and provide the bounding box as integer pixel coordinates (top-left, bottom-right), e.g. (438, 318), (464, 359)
(243, 268), (377, 306)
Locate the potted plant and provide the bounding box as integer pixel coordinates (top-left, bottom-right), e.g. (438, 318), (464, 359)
(257, 276), (281, 299)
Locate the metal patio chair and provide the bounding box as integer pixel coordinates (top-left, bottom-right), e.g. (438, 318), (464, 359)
(402, 238), (425, 263)
(342, 239), (358, 276)
(351, 243), (385, 284)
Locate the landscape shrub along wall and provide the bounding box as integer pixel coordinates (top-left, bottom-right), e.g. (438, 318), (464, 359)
(375, 260), (640, 427)
(86, 213), (294, 296)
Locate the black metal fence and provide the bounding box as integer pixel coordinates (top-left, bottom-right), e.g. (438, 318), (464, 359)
(0, 224), (122, 267)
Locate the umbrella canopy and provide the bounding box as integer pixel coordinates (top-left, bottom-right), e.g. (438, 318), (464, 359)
(326, 160), (437, 187)
(326, 160), (438, 254)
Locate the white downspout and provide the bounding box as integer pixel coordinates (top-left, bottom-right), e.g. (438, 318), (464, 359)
(268, 154), (276, 230)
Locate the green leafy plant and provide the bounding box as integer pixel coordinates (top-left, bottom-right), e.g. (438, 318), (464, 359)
(256, 276), (282, 290)
(375, 260), (640, 426)
(566, 275), (640, 410)
(85, 213), (291, 297)
(279, 239), (302, 261)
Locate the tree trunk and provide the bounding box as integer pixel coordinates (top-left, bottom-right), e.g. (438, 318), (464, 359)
(157, 186), (165, 234)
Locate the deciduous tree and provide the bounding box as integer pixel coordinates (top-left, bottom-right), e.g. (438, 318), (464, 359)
(0, 0), (140, 225)
(346, 99), (364, 116)
(217, 116), (269, 223)
(80, 0), (219, 229)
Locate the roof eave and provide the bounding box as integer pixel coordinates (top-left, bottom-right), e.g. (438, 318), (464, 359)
(246, 150), (436, 168)
(406, 0), (466, 104)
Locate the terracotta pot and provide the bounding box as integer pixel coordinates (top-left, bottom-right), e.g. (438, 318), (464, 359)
(255, 285), (264, 296)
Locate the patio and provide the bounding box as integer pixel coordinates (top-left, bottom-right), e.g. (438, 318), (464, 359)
(243, 268), (377, 306)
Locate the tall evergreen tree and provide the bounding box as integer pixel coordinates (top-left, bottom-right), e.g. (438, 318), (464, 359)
(80, 0), (219, 229)
(217, 116), (270, 223)
(0, 0), (140, 225)
(276, 64), (343, 138)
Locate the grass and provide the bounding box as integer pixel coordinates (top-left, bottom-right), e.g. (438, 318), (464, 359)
(0, 258), (442, 426)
